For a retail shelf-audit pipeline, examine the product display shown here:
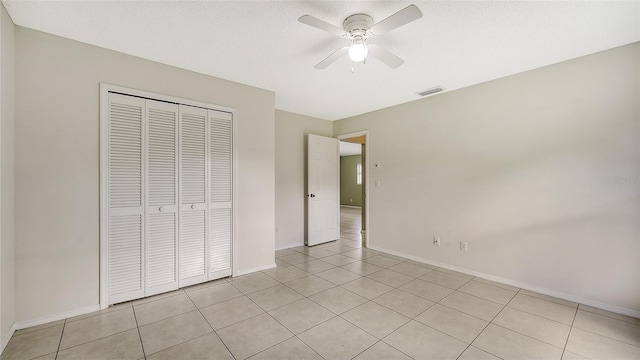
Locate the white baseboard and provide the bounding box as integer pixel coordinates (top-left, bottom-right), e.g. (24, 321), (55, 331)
(235, 263), (277, 277)
(1, 322), (16, 355)
(15, 304), (101, 331)
(340, 205), (362, 209)
(368, 245), (640, 319)
(276, 242), (303, 251)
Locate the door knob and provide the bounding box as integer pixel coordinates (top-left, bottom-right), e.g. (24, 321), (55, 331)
(308, 194), (316, 198)
(191, 204), (196, 209)
(158, 206), (164, 212)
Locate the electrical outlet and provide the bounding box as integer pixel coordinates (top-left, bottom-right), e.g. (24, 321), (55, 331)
(433, 236), (440, 246)
(460, 241), (468, 252)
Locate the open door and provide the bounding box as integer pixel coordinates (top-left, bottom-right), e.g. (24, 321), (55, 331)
(306, 134), (339, 246)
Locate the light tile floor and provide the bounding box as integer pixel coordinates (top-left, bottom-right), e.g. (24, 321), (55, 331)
(2, 208), (639, 359)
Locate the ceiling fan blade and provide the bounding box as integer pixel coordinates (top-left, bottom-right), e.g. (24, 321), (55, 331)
(315, 46), (349, 69)
(367, 44), (404, 69)
(299, 15), (348, 37)
(369, 4), (423, 36)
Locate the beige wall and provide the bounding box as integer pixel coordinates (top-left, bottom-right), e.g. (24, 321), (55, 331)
(14, 27), (276, 323)
(275, 110), (332, 249)
(340, 155), (362, 207)
(334, 43), (640, 314)
(0, 2), (15, 344)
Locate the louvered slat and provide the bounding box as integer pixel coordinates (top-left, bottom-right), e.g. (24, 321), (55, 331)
(209, 209), (231, 273)
(181, 210), (206, 279)
(210, 116), (232, 203)
(109, 215), (142, 295)
(109, 102), (142, 208)
(147, 213), (176, 287)
(181, 112), (206, 204)
(148, 107), (176, 206)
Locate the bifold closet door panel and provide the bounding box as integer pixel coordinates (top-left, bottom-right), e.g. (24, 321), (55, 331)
(107, 93), (145, 304)
(209, 111), (233, 279)
(179, 105), (208, 287)
(145, 100), (179, 296)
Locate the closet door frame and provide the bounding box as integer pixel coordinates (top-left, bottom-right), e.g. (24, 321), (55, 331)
(100, 83), (238, 309)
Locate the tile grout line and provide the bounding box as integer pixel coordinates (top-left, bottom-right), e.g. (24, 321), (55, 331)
(183, 289), (238, 360)
(130, 288), (188, 308)
(228, 279), (328, 360)
(576, 305), (640, 326)
(131, 301), (147, 359)
(561, 303), (580, 360)
(509, 291), (640, 349)
(501, 304), (576, 327)
(338, 298), (412, 338)
(64, 303), (132, 325)
(365, 318), (418, 360)
(454, 287), (520, 360)
(51, 317), (140, 355)
(258, 255), (388, 359)
(53, 319), (67, 360)
(488, 322), (568, 353)
(515, 292), (578, 310)
(489, 285), (575, 352)
(567, 326), (640, 349)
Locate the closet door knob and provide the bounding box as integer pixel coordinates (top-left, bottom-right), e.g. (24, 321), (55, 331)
(191, 204), (196, 209)
(158, 206), (164, 212)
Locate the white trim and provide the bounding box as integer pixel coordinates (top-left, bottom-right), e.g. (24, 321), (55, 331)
(14, 304), (101, 331)
(100, 83), (237, 308)
(336, 130), (369, 247)
(369, 244), (640, 319)
(340, 205), (361, 209)
(99, 84), (109, 309)
(235, 263), (277, 276)
(0, 322), (16, 355)
(276, 243), (304, 251)
(231, 109), (238, 277)
(100, 84), (236, 114)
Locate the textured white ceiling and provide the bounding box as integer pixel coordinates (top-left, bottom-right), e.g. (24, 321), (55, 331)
(3, 1), (639, 120)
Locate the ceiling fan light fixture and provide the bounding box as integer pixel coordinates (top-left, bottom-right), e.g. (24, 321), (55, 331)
(348, 36), (368, 62)
(299, 4), (423, 69)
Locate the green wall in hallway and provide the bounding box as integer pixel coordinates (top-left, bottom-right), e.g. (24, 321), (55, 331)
(340, 155), (362, 207)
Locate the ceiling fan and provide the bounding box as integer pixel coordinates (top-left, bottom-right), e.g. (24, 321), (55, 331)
(298, 4), (423, 70)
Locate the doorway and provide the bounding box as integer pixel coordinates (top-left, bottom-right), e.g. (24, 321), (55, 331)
(337, 132), (368, 247)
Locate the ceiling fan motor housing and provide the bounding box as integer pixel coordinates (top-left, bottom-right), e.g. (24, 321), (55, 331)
(343, 14), (374, 36)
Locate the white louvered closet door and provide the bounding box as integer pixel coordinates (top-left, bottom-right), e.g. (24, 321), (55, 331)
(208, 110), (233, 279)
(145, 100), (179, 296)
(107, 93), (145, 304)
(179, 105), (208, 287)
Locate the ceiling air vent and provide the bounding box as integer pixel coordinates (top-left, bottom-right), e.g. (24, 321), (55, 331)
(417, 86), (445, 97)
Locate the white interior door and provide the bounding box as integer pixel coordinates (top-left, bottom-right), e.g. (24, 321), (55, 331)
(307, 134), (339, 246)
(208, 110), (233, 279)
(107, 93), (145, 303)
(179, 105), (208, 287)
(145, 99), (179, 296)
